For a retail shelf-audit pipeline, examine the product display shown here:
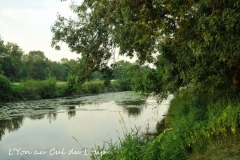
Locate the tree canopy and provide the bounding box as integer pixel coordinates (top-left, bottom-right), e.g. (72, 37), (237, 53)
(51, 0), (240, 98)
(0, 36), (76, 82)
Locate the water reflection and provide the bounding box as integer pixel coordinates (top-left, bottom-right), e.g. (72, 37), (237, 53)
(115, 99), (147, 117)
(0, 116), (24, 141)
(0, 92), (169, 160)
(67, 106), (76, 119)
(123, 107), (142, 116)
(29, 114), (45, 120)
(46, 112), (57, 124)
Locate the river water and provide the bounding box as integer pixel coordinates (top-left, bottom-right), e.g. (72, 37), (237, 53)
(0, 91), (173, 160)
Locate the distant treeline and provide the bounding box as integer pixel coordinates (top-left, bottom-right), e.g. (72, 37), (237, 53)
(0, 37), (77, 82)
(0, 36), (157, 102)
(0, 36), (156, 94)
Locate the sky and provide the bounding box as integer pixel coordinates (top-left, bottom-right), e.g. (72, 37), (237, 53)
(0, 0), (137, 63)
(0, 0), (85, 62)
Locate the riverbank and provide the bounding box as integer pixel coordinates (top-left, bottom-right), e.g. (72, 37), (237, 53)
(1, 76), (131, 103)
(91, 87), (240, 160)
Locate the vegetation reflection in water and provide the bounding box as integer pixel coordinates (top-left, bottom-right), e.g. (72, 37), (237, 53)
(0, 91), (165, 160)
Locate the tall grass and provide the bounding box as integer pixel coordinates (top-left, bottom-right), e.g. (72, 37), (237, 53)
(7, 78), (132, 102)
(159, 88), (240, 159)
(72, 80), (132, 95)
(11, 77), (58, 100)
(79, 80), (104, 94)
(91, 87), (240, 160)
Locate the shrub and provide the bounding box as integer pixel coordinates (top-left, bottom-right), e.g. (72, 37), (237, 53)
(11, 83), (30, 100)
(38, 77), (57, 98)
(0, 74), (13, 101)
(80, 80), (104, 94)
(55, 82), (68, 97)
(20, 77), (57, 99)
(66, 74), (77, 94)
(91, 128), (146, 160)
(160, 88), (240, 159)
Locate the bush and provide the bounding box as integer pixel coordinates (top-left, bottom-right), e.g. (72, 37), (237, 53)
(20, 77), (57, 99)
(80, 80), (104, 94)
(0, 74), (13, 101)
(20, 79), (41, 99)
(11, 83), (30, 100)
(66, 74), (77, 94)
(160, 88), (240, 159)
(38, 77), (57, 98)
(93, 87), (240, 160)
(91, 128), (146, 160)
(55, 82), (68, 97)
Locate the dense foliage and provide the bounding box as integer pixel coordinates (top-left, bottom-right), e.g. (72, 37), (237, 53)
(51, 0), (240, 99)
(51, 0), (240, 159)
(0, 74), (12, 101)
(0, 36), (78, 82)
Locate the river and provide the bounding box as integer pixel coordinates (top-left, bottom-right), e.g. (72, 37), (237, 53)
(0, 91), (173, 160)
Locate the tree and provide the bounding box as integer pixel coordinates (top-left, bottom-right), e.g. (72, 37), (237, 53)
(0, 37), (5, 75)
(52, 0), (240, 98)
(24, 51), (49, 80)
(48, 61), (66, 81)
(1, 43), (26, 81)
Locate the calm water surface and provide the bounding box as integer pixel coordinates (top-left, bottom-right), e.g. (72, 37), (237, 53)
(0, 91), (172, 160)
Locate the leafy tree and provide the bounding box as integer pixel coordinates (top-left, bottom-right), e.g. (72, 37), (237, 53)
(0, 74), (12, 101)
(90, 71), (104, 81)
(24, 51), (49, 80)
(28, 50), (46, 61)
(0, 43), (26, 82)
(52, 0), (240, 99)
(112, 60), (131, 80)
(48, 61), (66, 81)
(0, 37), (5, 75)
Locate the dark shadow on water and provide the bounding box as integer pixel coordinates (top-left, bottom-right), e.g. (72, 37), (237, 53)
(124, 107), (142, 116)
(0, 116), (24, 141)
(46, 112), (57, 124)
(67, 106), (76, 119)
(116, 99), (147, 117)
(60, 101), (83, 105)
(29, 114), (45, 120)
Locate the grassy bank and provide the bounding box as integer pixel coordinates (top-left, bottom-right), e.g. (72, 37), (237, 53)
(91, 87), (240, 160)
(0, 75), (131, 102)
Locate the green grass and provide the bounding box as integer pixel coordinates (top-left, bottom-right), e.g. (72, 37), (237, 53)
(91, 87), (240, 160)
(7, 79), (131, 102)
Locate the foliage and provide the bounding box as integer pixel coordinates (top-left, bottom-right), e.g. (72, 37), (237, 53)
(159, 88), (240, 159)
(55, 82), (68, 97)
(91, 126), (167, 160)
(0, 42), (26, 82)
(80, 80), (104, 94)
(92, 88), (240, 160)
(128, 65), (160, 96)
(0, 35), (76, 82)
(90, 71), (104, 81)
(3, 79), (131, 102)
(38, 77), (57, 98)
(91, 128), (144, 160)
(52, 0), (240, 99)
(0, 74), (13, 101)
(20, 77), (57, 99)
(66, 74), (77, 94)
(11, 83), (30, 100)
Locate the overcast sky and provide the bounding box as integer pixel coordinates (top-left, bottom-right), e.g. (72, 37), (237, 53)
(0, 0), (83, 61)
